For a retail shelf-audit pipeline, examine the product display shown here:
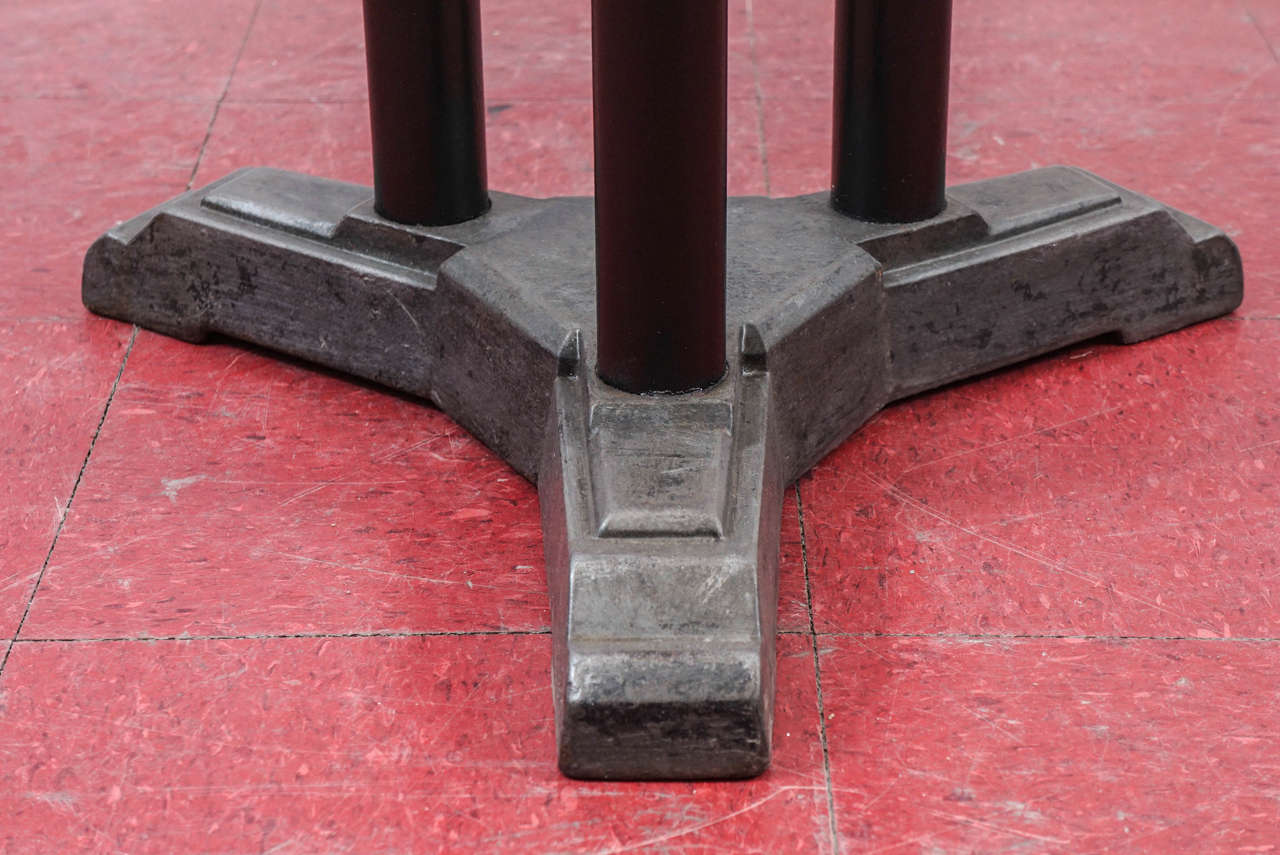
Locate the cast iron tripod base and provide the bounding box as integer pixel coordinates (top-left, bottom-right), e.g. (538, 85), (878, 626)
(84, 165), (1242, 779)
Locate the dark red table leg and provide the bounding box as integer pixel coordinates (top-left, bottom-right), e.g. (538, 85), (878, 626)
(362, 0), (489, 225)
(832, 0), (953, 222)
(592, 0), (728, 394)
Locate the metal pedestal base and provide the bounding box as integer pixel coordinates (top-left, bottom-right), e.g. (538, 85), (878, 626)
(83, 166), (1243, 779)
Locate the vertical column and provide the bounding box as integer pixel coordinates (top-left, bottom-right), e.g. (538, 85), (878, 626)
(593, 0), (728, 394)
(362, 0), (489, 226)
(831, 0), (953, 223)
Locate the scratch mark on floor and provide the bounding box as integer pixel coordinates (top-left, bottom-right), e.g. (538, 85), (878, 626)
(595, 787), (825, 854)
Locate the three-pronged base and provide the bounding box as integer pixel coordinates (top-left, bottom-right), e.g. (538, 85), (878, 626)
(83, 165), (1242, 779)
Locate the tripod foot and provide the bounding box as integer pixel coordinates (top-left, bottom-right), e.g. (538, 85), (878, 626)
(82, 164), (1242, 778)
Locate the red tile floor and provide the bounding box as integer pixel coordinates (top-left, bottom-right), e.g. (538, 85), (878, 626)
(2, 0), (1278, 851)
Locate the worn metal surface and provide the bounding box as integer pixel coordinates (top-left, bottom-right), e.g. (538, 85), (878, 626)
(83, 164), (1242, 779)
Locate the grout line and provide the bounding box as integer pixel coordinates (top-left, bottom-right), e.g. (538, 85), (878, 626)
(797, 484), (840, 854)
(813, 630), (1280, 643)
(743, 0), (773, 195)
(186, 0), (264, 190)
(0, 328), (139, 677)
(0, 93), (226, 104)
(1245, 6), (1280, 64)
(15, 628), (552, 645)
(9, 89), (1264, 107)
(0, 94), (604, 106)
(23, 628), (1260, 646)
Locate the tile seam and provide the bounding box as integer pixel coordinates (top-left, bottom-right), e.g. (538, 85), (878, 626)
(743, 0), (773, 195)
(814, 631), (1280, 643)
(186, 0), (264, 189)
(15, 628), (553, 645)
(797, 483), (841, 855)
(1245, 5), (1280, 64)
(20, 629), (1274, 645)
(0, 327), (139, 676)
